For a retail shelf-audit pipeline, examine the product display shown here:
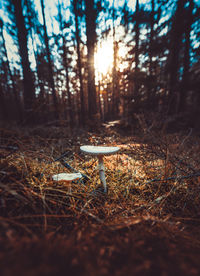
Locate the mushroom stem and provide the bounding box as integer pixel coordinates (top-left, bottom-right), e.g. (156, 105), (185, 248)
(68, 185), (72, 194)
(98, 155), (107, 193)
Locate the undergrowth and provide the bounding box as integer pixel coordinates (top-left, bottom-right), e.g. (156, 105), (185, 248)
(0, 125), (200, 275)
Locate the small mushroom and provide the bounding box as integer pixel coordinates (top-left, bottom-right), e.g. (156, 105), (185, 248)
(80, 145), (119, 193)
(52, 172), (82, 193)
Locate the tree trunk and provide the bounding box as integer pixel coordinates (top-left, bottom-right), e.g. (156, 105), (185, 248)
(0, 81), (7, 119)
(112, 2), (119, 118)
(178, 0), (194, 112)
(134, 0), (140, 101)
(73, 0), (86, 125)
(148, 0), (155, 101)
(62, 37), (74, 127)
(40, 0), (59, 120)
(135, 0), (139, 72)
(168, 0), (185, 114)
(149, 0), (155, 77)
(24, 0), (45, 104)
(0, 18), (22, 120)
(12, 0), (35, 115)
(85, 0), (97, 119)
(58, 0), (74, 128)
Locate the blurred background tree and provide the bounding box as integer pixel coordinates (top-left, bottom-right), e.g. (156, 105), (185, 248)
(0, 0), (199, 129)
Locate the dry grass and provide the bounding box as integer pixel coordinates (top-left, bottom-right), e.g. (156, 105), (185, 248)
(0, 125), (200, 275)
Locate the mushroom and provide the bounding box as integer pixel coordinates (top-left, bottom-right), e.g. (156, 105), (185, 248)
(52, 172), (82, 193)
(80, 145), (119, 193)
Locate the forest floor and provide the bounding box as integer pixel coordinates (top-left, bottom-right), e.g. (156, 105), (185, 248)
(0, 121), (200, 276)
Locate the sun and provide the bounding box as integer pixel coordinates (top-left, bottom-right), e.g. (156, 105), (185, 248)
(95, 40), (113, 75)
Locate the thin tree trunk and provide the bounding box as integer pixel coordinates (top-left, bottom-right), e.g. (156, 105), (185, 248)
(148, 0), (156, 102)
(58, 0), (74, 128)
(85, 0), (97, 119)
(135, 0), (139, 71)
(24, 0), (45, 103)
(0, 81), (7, 119)
(149, 0), (155, 77)
(40, 0), (59, 120)
(112, 1), (119, 118)
(168, 0), (185, 114)
(62, 37), (74, 127)
(73, 0), (85, 125)
(134, 0), (140, 101)
(98, 79), (103, 121)
(178, 0), (194, 112)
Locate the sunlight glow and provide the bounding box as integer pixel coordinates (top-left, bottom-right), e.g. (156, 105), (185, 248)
(95, 40), (113, 75)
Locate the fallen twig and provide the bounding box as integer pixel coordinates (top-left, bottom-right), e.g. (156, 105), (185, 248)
(146, 172), (200, 185)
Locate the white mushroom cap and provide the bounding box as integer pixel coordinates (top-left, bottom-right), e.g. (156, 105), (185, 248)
(80, 145), (119, 155)
(52, 172), (82, 182)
